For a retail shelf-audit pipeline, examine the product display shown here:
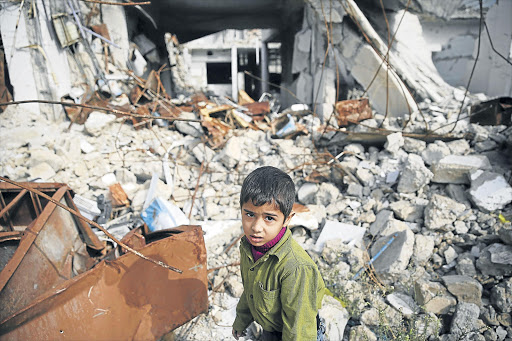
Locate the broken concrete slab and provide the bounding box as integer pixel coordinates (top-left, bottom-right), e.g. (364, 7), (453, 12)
(442, 275), (483, 306)
(84, 112), (117, 137)
(449, 303), (480, 339)
(370, 220), (414, 280)
(413, 234), (435, 265)
(314, 220), (366, 252)
(431, 155), (492, 184)
(421, 141), (451, 165)
(490, 277), (512, 314)
(297, 182), (318, 205)
(389, 200), (424, 222)
(475, 243), (512, 277)
(384, 132), (404, 155)
(424, 194), (466, 230)
(386, 292), (419, 318)
(414, 279), (457, 315)
(369, 209), (394, 236)
(469, 170), (512, 212)
(318, 295), (349, 341)
(397, 154), (433, 193)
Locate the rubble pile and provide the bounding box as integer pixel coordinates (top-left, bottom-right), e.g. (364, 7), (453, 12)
(2, 0), (512, 339)
(1, 93), (511, 339)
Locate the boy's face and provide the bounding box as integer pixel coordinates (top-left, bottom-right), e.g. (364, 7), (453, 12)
(241, 200), (293, 247)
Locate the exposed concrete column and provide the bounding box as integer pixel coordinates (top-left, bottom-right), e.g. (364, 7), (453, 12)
(231, 47), (238, 100)
(260, 41), (269, 95)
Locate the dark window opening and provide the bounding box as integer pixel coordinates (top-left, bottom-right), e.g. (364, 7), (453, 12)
(206, 62), (231, 84)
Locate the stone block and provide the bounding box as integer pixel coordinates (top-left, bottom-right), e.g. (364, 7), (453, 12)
(370, 221), (414, 279)
(397, 154), (433, 193)
(298, 182), (318, 205)
(413, 234), (435, 265)
(469, 170), (512, 211)
(442, 275), (483, 306)
(421, 141), (450, 165)
(414, 279), (457, 315)
(319, 295), (349, 341)
(432, 155), (491, 184)
(389, 200), (424, 222)
(84, 111), (116, 136)
(424, 194), (466, 230)
(476, 243), (512, 276)
(450, 303), (480, 338)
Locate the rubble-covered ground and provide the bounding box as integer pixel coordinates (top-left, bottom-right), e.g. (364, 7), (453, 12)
(1, 90), (512, 340)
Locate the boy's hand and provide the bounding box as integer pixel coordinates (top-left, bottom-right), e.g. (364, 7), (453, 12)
(232, 328), (246, 340)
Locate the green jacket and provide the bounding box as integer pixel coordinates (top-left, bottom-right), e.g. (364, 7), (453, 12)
(233, 229), (325, 341)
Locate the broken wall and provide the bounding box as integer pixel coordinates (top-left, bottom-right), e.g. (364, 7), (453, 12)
(0, 0), (130, 121)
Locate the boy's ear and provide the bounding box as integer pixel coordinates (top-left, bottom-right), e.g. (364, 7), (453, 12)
(283, 212), (295, 227)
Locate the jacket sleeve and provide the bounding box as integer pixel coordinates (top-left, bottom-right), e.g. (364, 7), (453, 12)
(280, 265), (324, 341)
(233, 289), (254, 332)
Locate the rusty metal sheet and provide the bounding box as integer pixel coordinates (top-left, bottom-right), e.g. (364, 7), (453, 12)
(0, 183), (105, 323)
(335, 98), (372, 126)
(0, 225), (208, 341)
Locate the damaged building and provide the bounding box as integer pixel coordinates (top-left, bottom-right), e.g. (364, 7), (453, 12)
(1, 0), (512, 340)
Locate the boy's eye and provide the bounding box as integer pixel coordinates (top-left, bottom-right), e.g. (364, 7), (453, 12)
(264, 216), (275, 222)
(246, 212), (254, 218)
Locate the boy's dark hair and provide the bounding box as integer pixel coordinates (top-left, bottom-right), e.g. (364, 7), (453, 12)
(240, 166), (295, 219)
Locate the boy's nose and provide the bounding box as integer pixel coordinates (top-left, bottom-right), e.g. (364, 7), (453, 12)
(251, 219), (264, 233)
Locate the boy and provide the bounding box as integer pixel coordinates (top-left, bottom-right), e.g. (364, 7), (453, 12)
(232, 166), (325, 341)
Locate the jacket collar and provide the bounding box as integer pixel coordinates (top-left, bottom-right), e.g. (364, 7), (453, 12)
(242, 228), (292, 262)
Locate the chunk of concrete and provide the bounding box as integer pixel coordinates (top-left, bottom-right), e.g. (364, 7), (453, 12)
(216, 136), (242, 169)
(446, 139), (470, 155)
(476, 243), (512, 276)
(414, 279), (457, 315)
(319, 295), (349, 341)
(389, 200), (424, 222)
(403, 137), (426, 154)
(413, 234), (435, 265)
(384, 132), (404, 154)
(370, 220), (414, 279)
(397, 154), (433, 193)
(29, 147), (65, 172)
(490, 277), (512, 313)
(314, 220), (366, 252)
(421, 141), (450, 165)
(450, 303), (480, 338)
(431, 155), (491, 184)
(28, 162), (56, 181)
(84, 111), (116, 136)
(369, 209), (394, 236)
(424, 194), (466, 230)
(289, 208), (319, 231)
(469, 170), (512, 211)
(442, 275), (483, 306)
(315, 182), (340, 206)
(298, 182), (318, 205)
(386, 292), (419, 318)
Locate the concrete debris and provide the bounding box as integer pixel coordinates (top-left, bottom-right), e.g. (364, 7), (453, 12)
(432, 155), (492, 184)
(424, 194), (467, 230)
(1, 0), (512, 339)
(442, 275), (483, 306)
(469, 171), (512, 212)
(449, 303), (481, 339)
(397, 154), (433, 193)
(318, 295), (350, 341)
